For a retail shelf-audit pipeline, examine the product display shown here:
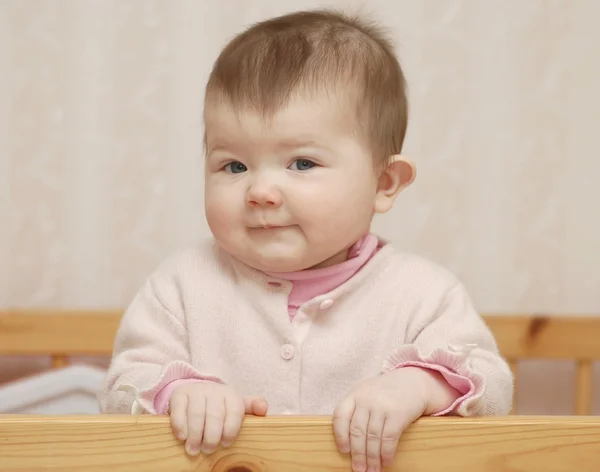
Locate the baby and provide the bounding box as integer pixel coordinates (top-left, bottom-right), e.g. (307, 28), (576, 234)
(100, 9), (513, 472)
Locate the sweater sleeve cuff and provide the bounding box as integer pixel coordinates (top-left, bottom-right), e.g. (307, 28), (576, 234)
(134, 361), (224, 414)
(382, 344), (484, 416)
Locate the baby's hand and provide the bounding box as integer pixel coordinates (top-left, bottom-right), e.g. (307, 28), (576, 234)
(332, 367), (433, 472)
(169, 381), (268, 456)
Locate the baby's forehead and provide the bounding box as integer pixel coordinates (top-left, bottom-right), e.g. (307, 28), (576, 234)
(204, 91), (360, 141)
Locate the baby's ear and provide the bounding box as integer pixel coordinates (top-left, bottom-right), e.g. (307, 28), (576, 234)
(374, 155), (416, 214)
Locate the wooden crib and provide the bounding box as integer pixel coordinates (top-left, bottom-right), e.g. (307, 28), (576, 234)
(0, 310), (599, 471)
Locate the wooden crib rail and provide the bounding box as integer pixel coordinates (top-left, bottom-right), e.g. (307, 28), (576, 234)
(0, 309), (122, 358)
(483, 315), (600, 415)
(483, 315), (600, 360)
(2, 310), (600, 414)
(1, 415), (600, 471)
(2, 310), (600, 358)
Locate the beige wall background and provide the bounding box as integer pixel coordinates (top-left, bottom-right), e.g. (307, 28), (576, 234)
(0, 0), (599, 413)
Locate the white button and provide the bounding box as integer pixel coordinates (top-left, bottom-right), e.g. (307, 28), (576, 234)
(319, 299), (334, 310)
(280, 344), (295, 360)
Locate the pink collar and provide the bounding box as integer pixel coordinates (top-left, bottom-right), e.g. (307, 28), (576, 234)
(267, 233), (380, 309)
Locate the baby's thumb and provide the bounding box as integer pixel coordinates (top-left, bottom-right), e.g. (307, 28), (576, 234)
(243, 396), (268, 416)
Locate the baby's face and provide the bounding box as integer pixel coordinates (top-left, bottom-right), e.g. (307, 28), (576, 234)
(203, 93), (380, 272)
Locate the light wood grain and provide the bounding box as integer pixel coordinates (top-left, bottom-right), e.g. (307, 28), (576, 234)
(0, 415), (600, 471)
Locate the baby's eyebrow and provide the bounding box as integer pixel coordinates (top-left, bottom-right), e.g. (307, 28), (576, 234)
(276, 137), (323, 150)
(206, 139), (237, 154)
(207, 144), (228, 153)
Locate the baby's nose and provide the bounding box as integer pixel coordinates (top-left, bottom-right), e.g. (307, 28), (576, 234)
(246, 184), (282, 208)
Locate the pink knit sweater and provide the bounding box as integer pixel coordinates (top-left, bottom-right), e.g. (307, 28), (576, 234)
(151, 234), (381, 412)
(99, 236), (513, 416)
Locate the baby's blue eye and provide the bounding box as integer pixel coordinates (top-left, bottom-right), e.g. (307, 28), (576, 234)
(225, 161), (247, 174)
(290, 159), (316, 171)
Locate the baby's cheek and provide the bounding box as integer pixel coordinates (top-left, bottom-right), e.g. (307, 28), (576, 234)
(318, 203), (363, 229)
(205, 200), (235, 235)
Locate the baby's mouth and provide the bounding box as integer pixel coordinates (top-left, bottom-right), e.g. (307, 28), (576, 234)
(248, 223), (292, 231)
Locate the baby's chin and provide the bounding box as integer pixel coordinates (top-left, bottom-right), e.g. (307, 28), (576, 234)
(244, 255), (315, 274)
(235, 248), (324, 274)
(220, 237), (343, 273)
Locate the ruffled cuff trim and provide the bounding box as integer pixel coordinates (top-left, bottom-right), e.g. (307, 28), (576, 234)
(382, 344), (484, 416)
(134, 361), (224, 414)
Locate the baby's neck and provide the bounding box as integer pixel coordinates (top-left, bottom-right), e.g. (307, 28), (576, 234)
(306, 247), (351, 270)
(265, 233), (381, 320)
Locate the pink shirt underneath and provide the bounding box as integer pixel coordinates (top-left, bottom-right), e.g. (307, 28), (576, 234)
(267, 233), (380, 319)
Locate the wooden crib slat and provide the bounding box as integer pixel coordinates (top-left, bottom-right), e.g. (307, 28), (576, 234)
(51, 354), (69, 368)
(1, 415), (600, 471)
(576, 359), (593, 415)
(508, 358), (518, 413)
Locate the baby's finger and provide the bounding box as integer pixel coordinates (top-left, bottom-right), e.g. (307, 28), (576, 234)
(349, 406), (369, 472)
(201, 395), (226, 454)
(332, 397), (355, 454)
(169, 393), (188, 441)
(185, 395), (207, 456)
(380, 415), (403, 467)
(243, 396), (268, 416)
(222, 396), (245, 447)
(365, 411), (385, 472)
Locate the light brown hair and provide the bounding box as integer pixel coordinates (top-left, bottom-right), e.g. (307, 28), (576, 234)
(205, 9), (408, 163)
